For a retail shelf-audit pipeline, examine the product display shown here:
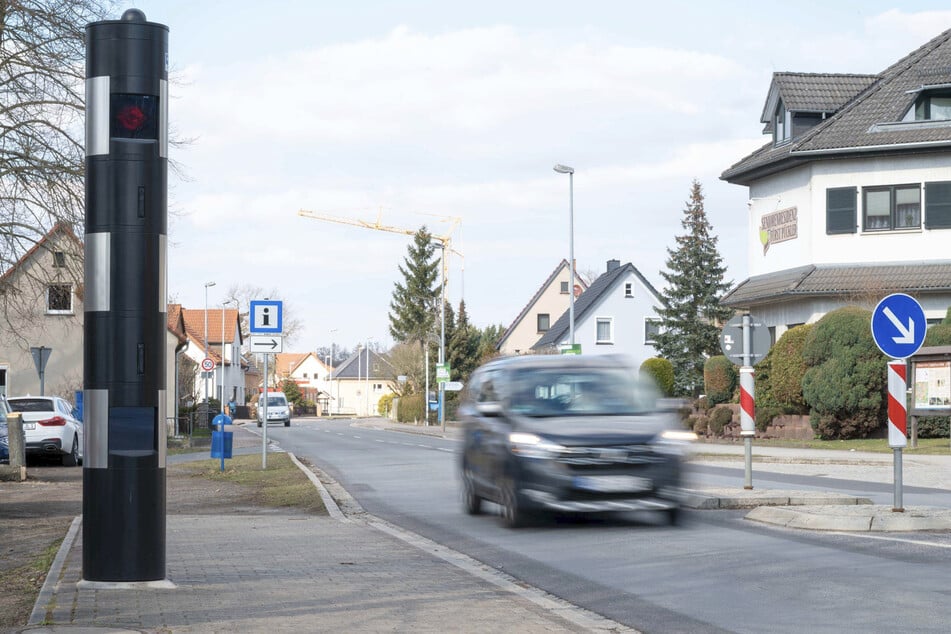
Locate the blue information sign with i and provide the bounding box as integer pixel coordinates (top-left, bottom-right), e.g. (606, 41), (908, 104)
(249, 300), (283, 334)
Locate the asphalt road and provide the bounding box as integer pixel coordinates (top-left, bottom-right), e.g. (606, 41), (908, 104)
(263, 417), (951, 633)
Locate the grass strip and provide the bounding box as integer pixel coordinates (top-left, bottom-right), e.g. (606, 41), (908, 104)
(176, 453), (327, 514)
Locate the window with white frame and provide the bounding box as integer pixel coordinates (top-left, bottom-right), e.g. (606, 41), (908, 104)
(47, 284), (72, 314)
(596, 317), (613, 344)
(52, 251), (66, 268)
(624, 282), (633, 298)
(560, 281), (569, 294)
(537, 313), (550, 333)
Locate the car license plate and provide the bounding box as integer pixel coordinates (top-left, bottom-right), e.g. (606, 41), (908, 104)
(574, 475), (651, 493)
(23, 422), (35, 430)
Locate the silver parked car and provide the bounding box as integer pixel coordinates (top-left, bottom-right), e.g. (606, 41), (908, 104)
(458, 354), (694, 527)
(7, 396), (84, 466)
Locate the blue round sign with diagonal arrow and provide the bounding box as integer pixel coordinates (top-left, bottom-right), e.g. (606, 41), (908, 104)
(871, 293), (926, 359)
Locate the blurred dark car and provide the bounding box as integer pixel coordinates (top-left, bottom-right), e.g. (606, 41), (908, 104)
(458, 355), (694, 527)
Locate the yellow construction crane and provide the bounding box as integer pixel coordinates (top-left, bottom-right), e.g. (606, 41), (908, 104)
(299, 207), (463, 430)
(296, 207), (464, 300)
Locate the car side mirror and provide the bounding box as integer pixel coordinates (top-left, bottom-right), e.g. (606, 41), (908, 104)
(475, 402), (503, 417)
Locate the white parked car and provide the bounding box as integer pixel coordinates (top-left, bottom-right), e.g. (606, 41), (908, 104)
(257, 392), (291, 427)
(7, 396), (83, 466)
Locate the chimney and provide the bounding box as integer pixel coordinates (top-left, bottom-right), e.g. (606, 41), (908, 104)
(606, 259), (620, 272)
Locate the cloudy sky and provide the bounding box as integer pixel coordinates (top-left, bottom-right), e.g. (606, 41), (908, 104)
(127, 0), (951, 353)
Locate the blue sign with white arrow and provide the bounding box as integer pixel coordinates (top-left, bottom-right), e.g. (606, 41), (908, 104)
(871, 293), (926, 359)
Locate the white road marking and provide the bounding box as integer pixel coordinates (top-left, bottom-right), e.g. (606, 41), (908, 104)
(830, 532), (951, 548)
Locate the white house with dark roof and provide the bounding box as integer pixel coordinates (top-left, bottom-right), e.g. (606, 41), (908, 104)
(496, 259), (587, 356)
(721, 28), (951, 340)
(532, 259), (664, 366)
(331, 346), (395, 417)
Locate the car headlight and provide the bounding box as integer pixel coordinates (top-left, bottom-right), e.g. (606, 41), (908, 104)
(508, 432), (568, 460)
(651, 429), (697, 456)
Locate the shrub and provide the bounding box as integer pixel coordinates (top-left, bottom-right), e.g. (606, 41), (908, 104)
(377, 393), (395, 416)
(766, 324), (812, 412)
(641, 357), (674, 396)
(924, 322), (951, 346)
(688, 415), (707, 436)
(708, 406), (734, 436)
(397, 393), (424, 423)
(801, 307), (886, 439)
(916, 416), (949, 438)
(704, 356), (737, 405)
(754, 403), (784, 433)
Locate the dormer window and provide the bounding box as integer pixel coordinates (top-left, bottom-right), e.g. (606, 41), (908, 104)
(774, 100), (791, 144)
(904, 88), (951, 122)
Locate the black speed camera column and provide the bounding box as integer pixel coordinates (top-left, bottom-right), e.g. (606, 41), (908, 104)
(83, 8), (169, 582)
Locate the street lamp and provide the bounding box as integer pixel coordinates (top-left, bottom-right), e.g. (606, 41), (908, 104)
(220, 298), (237, 414)
(329, 329), (338, 416)
(203, 281), (216, 411)
(553, 164), (575, 348)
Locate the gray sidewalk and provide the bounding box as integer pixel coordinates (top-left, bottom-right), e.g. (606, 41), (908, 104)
(21, 425), (627, 634)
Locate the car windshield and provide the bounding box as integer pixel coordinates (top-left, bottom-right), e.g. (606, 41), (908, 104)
(9, 398), (54, 412)
(508, 366), (657, 417)
(264, 397), (285, 407)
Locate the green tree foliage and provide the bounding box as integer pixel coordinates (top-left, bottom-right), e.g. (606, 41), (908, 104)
(476, 323), (505, 364)
(388, 227), (440, 346)
(640, 357), (674, 396)
(703, 355), (737, 405)
(280, 379), (304, 407)
(447, 300), (480, 384)
(653, 180), (733, 396)
(801, 307), (886, 439)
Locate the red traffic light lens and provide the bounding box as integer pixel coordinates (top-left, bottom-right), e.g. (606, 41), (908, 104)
(117, 105), (147, 131)
(110, 94), (159, 140)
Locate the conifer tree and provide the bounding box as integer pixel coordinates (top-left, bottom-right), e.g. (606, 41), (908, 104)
(447, 300), (480, 383)
(653, 180), (733, 396)
(388, 227), (440, 346)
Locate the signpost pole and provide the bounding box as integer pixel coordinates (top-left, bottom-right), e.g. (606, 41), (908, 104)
(741, 314), (754, 490)
(720, 313), (770, 491)
(263, 353), (268, 469)
(871, 294), (925, 514)
(887, 360), (908, 512)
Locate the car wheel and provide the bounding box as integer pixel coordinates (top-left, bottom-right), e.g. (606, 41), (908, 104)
(284, 420), (290, 427)
(500, 479), (529, 528)
(257, 421), (262, 428)
(62, 435), (79, 467)
(665, 507), (681, 526)
(461, 467), (483, 515)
